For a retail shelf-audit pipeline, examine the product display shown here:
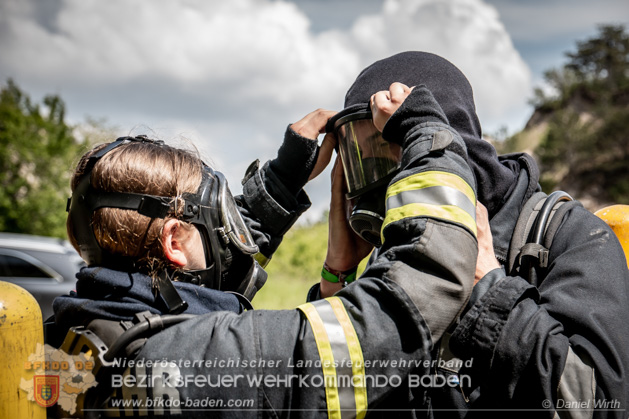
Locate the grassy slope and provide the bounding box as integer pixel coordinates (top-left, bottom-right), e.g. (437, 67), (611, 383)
(252, 221), (329, 310)
(251, 219), (371, 310)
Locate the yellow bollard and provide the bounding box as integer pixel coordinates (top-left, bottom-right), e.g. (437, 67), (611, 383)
(0, 281), (45, 419)
(595, 204), (629, 269)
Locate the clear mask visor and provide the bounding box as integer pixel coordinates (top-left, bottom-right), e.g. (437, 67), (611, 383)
(334, 111), (401, 198)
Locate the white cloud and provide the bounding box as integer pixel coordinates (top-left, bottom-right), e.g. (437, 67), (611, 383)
(346, 0), (532, 132)
(0, 0), (532, 215)
(1, 0), (357, 106)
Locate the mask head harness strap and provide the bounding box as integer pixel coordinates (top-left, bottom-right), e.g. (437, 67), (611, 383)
(67, 136), (170, 269)
(67, 136), (192, 313)
(67, 135), (264, 313)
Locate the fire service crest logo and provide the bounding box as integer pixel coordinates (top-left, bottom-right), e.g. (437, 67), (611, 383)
(34, 375), (60, 407)
(20, 343), (97, 415)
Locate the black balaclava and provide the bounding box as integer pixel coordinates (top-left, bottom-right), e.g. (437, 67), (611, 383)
(344, 51), (518, 218)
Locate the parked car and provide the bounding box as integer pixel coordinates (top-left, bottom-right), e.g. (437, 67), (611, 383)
(0, 232), (85, 320)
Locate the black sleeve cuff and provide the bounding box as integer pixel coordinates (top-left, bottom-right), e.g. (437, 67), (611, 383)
(450, 275), (539, 370)
(382, 85), (448, 146)
(306, 283), (322, 302)
(267, 125), (319, 195)
(468, 268), (505, 309)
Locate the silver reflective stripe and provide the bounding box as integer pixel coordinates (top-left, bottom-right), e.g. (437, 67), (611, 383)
(314, 300), (357, 419)
(386, 185), (476, 222)
(297, 297), (367, 419)
(555, 347), (596, 419)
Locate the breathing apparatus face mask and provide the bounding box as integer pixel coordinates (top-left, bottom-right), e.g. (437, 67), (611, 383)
(326, 104), (402, 247)
(189, 169), (267, 301)
(66, 136), (267, 311)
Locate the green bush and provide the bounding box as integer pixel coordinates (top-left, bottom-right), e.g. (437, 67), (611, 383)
(254, 221), (329, 309)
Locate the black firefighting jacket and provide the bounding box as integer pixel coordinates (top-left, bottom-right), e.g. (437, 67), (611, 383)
(340, 51), (629, 418)
(51, 86), (478, 417)
(427, 152), (629, 418)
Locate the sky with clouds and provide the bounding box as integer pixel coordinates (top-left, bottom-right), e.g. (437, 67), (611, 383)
(1, 0), (628, 221)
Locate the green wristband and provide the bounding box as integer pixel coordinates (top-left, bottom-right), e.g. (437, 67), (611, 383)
(321, 264), (358, 285)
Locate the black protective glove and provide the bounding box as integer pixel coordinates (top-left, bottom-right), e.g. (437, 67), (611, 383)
(382, 85), (448, 146)
(267, 125), (319, 196)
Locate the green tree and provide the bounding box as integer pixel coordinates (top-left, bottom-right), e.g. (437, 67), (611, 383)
(566, 25), (629, 93)
(534, 25), (629, 204)
(0, 79), (87, 237)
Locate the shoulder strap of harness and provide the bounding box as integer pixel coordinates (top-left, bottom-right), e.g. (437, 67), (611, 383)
(46, 311), (196, 417)
(507, 190), (581, 286)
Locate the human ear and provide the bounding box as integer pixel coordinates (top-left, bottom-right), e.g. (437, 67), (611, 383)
(162, 219), (188, 267)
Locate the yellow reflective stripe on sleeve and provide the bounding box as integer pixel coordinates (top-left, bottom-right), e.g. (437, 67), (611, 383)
(297, 297), (367, 419)
(384, 203), (477, 236)
(297, 302), (341, 419)
(387, 170), (475, 204)
(383, 171), (477, 236)
(327, 297), (367, 419)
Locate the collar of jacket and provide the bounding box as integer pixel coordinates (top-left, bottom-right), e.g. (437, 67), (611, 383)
(489, 153), (542, 264)
(53, 266), (242, 333)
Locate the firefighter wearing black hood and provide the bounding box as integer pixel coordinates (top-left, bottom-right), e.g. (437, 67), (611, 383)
(47, 73), (479, 416)
(331, 51), (628, 417)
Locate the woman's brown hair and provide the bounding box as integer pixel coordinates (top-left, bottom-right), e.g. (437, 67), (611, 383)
(67, 140), (203, 273)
